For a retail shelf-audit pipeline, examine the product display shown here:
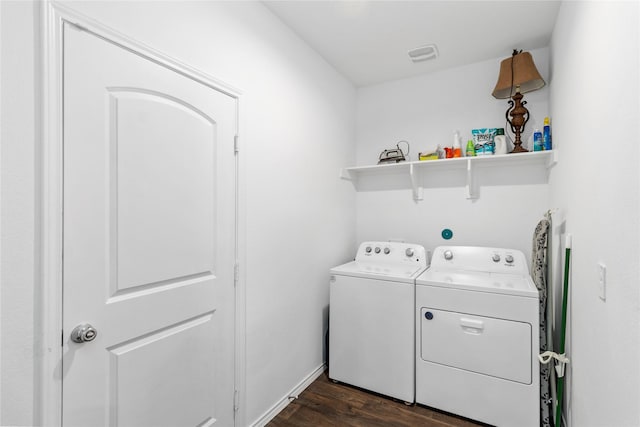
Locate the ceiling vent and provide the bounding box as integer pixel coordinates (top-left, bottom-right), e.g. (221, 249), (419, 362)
(408, 44), (438, 63)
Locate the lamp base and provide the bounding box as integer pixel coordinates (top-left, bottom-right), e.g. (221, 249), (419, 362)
(506, 89), (530, 154)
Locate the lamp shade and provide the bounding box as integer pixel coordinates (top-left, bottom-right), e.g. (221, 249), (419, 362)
(492, 51), (545, 99)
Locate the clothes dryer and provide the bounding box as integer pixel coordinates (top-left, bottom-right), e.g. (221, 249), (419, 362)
(415, 246), (539, 427)
(329, 241), (428, 403)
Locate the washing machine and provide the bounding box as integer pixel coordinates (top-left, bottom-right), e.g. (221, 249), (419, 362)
(329, 241), (428, 403)
(415, 246), (539, 427)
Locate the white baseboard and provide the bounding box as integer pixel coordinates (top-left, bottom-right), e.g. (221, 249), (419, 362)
(250, 363), (326, 427)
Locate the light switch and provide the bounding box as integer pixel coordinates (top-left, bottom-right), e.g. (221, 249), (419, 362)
(598, 263), (606, 301)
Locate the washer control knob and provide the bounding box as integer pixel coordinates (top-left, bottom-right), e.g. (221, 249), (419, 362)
(405, 248), (415, 258)
(505, 254), (514, 264)
(444, 250), (453, 260)
(375, 247), (381, 254)
(492, 253), (501, 262)
(425, 311), (434, 320)
(365, 246), (372, 253)
(384, 247), (390, 254)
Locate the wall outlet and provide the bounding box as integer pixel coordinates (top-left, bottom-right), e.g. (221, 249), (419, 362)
(597, 263), (606, 301)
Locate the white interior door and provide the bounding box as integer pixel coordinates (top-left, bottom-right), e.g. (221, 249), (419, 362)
(62, 23), (237, 427)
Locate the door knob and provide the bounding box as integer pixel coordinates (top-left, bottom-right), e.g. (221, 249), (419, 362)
(71, 324), (98, 343)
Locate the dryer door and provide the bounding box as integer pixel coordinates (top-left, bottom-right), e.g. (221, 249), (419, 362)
(420, 308), (532, 384)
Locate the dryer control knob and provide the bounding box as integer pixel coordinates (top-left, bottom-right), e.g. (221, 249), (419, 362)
(444, 250), (453, 260)
(505, 254), (514, 263)
(405, 248), (414, 257)
(492, 254), (501, 262)
(365, 246), (372, 253)
(375, 247), (381, 254)
(384, 247), (390, 254)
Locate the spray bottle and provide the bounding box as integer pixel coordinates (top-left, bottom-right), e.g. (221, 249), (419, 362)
(453, 130), (462, 158)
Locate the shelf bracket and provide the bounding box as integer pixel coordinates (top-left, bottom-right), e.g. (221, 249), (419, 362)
(339, 168), (352, 180)
(547, 150), (559, 168)
(409, 163), (423, 201)
(465, 159), (476, 199)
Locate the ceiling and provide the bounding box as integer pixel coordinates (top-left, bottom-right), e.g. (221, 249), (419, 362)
(263, 1), (561, 87)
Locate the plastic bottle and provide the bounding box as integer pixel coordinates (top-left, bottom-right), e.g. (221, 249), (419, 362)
(453, 131), (462, 158)
(466, 140), (475, 157)
(533, 129), (543, 151)
(445, 147), (454, 158)
(494, 128), (507, 155)
(543, 117), (552, 150)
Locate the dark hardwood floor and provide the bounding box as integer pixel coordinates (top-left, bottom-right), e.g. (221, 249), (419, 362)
(267, 372), (486, 427)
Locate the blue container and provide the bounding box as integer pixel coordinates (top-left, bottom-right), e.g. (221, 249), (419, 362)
(543, 119), (552, 150)
(533, 129), (543, 152)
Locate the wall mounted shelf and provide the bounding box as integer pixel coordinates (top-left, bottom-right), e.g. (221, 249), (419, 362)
(340, 150), (557, 201)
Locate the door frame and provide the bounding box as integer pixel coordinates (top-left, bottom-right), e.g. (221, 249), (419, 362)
(39, 2), (246, 425)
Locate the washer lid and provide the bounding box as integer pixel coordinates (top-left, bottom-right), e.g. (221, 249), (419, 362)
(416, 269), (538, 298)
(331, 261), (426, 283)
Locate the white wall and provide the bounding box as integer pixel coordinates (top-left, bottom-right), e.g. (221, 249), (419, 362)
(355, 48), (551, 258)
(0, 1), (38, 423)
(549, 2), (640, 426)
(0, 1), (356, 425)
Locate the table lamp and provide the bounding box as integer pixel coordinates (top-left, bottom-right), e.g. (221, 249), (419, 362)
(492, 50), (545, 153)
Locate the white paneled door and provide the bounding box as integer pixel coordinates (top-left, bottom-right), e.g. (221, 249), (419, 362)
(62, 23), (237, 427)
